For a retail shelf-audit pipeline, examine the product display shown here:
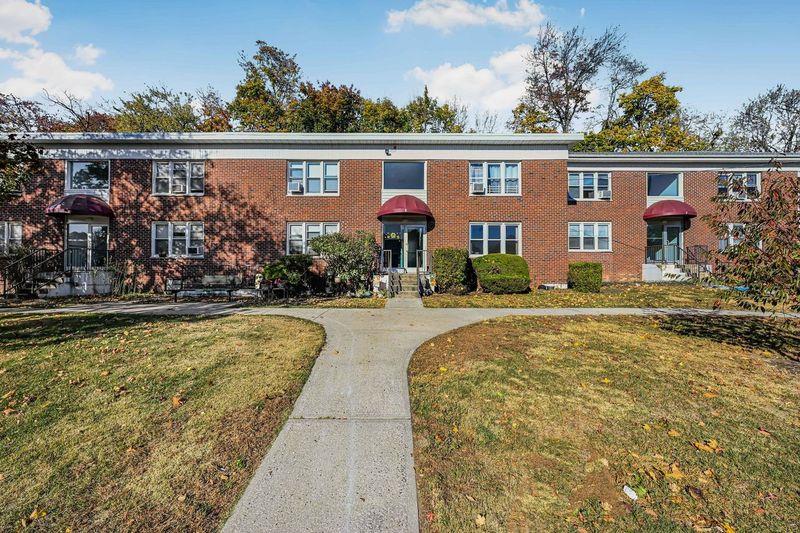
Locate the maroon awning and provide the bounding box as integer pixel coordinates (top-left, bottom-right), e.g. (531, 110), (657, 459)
(643, 199), (697, 220)
(377, 194), (433, 220)
(45, 194), (114, 218)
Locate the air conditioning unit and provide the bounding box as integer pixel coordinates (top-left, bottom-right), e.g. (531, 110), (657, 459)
(188, 246), (202, 256)
(173, 183), (186, 194)
(597, 190), (612, 199)
(470, 182), (485, 194)
(288, 181), (303, 193)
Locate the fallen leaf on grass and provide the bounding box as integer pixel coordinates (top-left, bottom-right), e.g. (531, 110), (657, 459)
(693, 439), (722, 454)
(171, 395), (186, 408)
(475, 514), (486, 526)
(642, 424), (652, 431)
(667, 429), (681, 437)
(757, 427), (772, 437)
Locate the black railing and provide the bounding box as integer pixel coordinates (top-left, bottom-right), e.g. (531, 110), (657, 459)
(645, 245), (683, 264)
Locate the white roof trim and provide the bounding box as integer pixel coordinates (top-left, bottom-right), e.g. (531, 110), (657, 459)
(569, 152), (800, 164)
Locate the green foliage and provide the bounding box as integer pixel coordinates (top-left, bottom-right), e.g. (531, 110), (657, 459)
(568, 262), (603, 293)
(287, 82), (363, 133)
(506, 102), (558, 133)
(472, 254), (531, 294)
(576, 75), (709, 152)
(308, 231), (381, 293)
(432, 248), (472, 294)
(113, 86), (200, 132)
(404, 86), (466, 133)
(262, 254), (313, 292)
(360, 98), (409, 133)
(0, 134), (41, 199)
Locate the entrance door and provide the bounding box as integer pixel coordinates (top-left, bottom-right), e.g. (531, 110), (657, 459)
(664, 223), (682, 263)
(404, 225), (425, 272)
(66, 222), (109, 269)
(382, 223), (426, 271)
(646, 221), (683, 263)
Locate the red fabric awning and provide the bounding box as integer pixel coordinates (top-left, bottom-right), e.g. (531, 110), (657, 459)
(45, 194), (114, 218)
(376, 194), (433, 220)
(643, 199), (697, 220)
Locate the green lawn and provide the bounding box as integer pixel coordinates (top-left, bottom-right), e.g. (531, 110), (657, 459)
(424, 283), (732, 309)
(0, 313), (324, 531)
(409, 315), (799, 531)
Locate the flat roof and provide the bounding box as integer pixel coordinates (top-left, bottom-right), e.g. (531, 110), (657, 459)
(569, 151), (800, 163)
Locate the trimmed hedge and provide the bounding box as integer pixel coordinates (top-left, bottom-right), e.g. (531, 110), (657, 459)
(568, 262), (603, 293)
(472, 254), (531, 294)
(432, 248), (472, 294)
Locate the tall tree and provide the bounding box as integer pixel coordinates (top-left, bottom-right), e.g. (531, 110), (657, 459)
(0, 93), (57, 132)
(196, 87), (232, 132)
(522, 23), (628, 133)
(576, 74), (709, 152)
(113, 86), (199, 132)
(727, 85), (800, 152)
(360, 98), (409, 133)
(404, 86), (466, 133)
(229, 41), (301, 131)
(44, 91), (116, 132)
(600, 54), (647, 128)
(1, 134), (42, 199)
(286, 82), (363, 133)
(506, 101), (558, 133)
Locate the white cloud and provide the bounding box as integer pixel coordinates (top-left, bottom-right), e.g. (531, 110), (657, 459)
(73, 43), (103, 65)
(0, 0), (51, 45)
(0, 47), (113, 99)
(387, 0), (545, 35)
(408, 44), (531, 112)
(580, 7), (586, 17)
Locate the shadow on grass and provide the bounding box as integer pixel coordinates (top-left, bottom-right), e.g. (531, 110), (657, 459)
(657, 314), (800, 362)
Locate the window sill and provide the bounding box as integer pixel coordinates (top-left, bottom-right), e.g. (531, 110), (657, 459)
(646, 195), (682, 206)
(568, 249), (613, 253)
(568, 197), (612, 202)
(150, 255), (204, 260)
(286, 192), (340, 197)
(151, 193), (205, 197)
(469, 193), (522, 197)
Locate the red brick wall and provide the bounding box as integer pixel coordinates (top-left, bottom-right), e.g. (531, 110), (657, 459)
(2, 157), (790, 289)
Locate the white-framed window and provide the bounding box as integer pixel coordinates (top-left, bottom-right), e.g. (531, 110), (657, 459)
(287, 222), (340, 255)
(67, 160), (110, 190)
(717, 172), (760, 200)
(568, 222), (612, 252)
(288, 161), (339, 195)
(568, 171), (611, 200)
(152, 222), (204, 258)
(0, 222), (22, 254)
(469, 162), (520, 195)
(647, 172), (682, 198)
(153, 161), (205, 195)
(718, 223), (746, 251)
(469, 222), (521, 256)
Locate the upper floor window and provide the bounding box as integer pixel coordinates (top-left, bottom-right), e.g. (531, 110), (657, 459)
(154, 161), (205, 195)
(67, 161), (109, 190)
(717, 172), (760, 200)
(647, 172), (682, 198)
(470, 162), (520, 195)
(152, 221), (204, 258)
(568, 222), (611, 252)
(287, 222), (340, 255)
(0, 222), (22, 254)
(383, 161), (425, 190)
(469, 222), (520, 256)
(569, 172), (611, 200)
(288, 161), (339, 195)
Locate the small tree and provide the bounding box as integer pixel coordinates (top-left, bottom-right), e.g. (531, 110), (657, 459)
(704, 162), (799, 312)
(308, 231), (380, 294)
(262, 254), (313, 294)
(1, 134), (42, 199)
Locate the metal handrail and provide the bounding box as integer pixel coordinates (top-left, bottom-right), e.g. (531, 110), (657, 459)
(381, 249), (392, 272)
(415, 249), (429, 296)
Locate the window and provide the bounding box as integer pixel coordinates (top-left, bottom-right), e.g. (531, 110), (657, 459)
(67, 161), (109, 190)
(383, 161), (425, 190)
(287, 222), (340, 255)
(153, 161), (205, 195)
(152, 222), (204, 258)
(717, 172), (760, 200)
(0, 222), (22, 254)
(568, 222), (612, 251)
(469, 162), (520, 195)
(469, 222), (521, 256)
(718, 223), (746, 251)
(568, 172), (611, 200)
(288, 161), (339, 195)
(647, 172), (681, 197)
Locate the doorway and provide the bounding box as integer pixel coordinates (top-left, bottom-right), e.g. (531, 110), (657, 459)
(382, 223), (426, 272)
(646, 220), (683, 263)
(66, 222), (109, 269)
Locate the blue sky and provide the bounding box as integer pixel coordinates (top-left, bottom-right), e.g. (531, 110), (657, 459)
(2, 0), (799, 129)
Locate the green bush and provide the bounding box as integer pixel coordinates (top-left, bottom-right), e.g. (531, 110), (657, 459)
(262, 254), (313, 293)
(432, 248), (472, 294)
(472, 254), (531, 294)
(568, 262), (603, 292)
(308, 231), (381, 293)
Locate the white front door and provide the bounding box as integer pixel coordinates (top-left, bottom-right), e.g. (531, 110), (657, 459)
(403, 224), (426, 272)
(66, 222), (109, 269)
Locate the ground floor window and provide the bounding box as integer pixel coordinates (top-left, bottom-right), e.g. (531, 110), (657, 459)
(152, 222), (204, 258)
(568, 222), (611, 251)
(0, 221), (22, 254)
(718, 223), (746, 251)
(469, 222), (520, 256)
(287, 222), (340, 255)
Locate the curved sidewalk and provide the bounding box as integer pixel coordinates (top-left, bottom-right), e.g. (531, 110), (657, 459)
(2, 303), (793, 532)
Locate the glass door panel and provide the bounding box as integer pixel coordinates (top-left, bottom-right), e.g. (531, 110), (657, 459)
(382, 224), (402, 269)
(67, 223), (89, 269)
(665, 224), (682, 263)
(405, 226), (423, 269)
(91, 225), (109, 267)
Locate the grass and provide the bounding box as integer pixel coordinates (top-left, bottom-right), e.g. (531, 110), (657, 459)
(0, 313), (325, 531)
(409, 315), (800, 531)
(1, 294), (386, 309)
(424, 283), (734, 309)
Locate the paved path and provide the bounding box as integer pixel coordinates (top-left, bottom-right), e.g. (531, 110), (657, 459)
(2, 302), (795, 532)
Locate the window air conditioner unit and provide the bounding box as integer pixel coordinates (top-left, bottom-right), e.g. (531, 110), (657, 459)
(188, 246), (202, 256)
(173, 182), (186, 194)
(288, 181), (303, 193)
(471, 182), (485, 194)
(597, 190), (612, 199)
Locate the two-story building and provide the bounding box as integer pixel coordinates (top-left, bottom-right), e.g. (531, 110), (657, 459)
(1, 132), (796, 295)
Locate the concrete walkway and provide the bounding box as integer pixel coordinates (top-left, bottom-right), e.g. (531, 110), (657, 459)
(2, 302), (795, 532)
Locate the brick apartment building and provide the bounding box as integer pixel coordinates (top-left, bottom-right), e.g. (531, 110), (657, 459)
(1, 132), (796, 294)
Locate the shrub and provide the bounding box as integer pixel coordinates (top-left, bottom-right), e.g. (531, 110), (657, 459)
(568, 262), (603, 292)
(308, 231), (381, 293)
(262, 254), (313, 293)
(472, 254), (531, 294)
(432, 248), (472, 294)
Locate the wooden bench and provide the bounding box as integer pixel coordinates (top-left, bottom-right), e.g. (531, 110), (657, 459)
(166, 274), (243, 302)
